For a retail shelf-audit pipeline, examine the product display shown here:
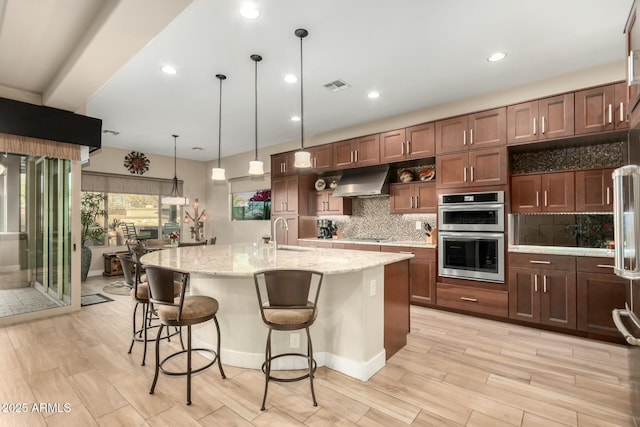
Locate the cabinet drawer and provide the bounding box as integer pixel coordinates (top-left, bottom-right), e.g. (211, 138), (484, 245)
(437, 283), (508, 317)
(381, 246), (435, 260)
(576, 257), (616, 274)
(509, 253), (576, 271)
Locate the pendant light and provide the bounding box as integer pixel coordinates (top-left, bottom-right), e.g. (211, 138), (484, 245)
(248, 54), (265, 175)
(211, 73), (227, 180)
(161, 134), (190, 205)
(293, 28), (311, 169)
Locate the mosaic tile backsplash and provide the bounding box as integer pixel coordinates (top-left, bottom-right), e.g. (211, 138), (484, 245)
(319, 197), (436, 242)
(509, 141), (625, 174)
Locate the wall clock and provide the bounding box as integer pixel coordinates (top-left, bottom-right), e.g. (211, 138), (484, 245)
(123, 151), (150, 175)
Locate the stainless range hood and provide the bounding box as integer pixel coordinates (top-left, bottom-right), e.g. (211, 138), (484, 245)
(332, 165), (390, 198)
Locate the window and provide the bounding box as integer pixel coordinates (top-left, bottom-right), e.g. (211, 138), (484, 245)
(231, 189), (271, 221)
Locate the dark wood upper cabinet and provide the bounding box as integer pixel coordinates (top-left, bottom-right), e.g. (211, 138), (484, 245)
(575, 168), (614, 212)
(575, 84), (628, 134)
(308, 144), (333, 172)
(507, 94), (574, 144)
(332, 134), (380, 169)
(436, 108), (505, 155)
(436, 147), (507, 189)
(511, 171), (574, 213)
(271, 152), (295, 177)
(389, 182), (436, 214)
(313, 190), (352, 215)
(381, 123), (435, 162)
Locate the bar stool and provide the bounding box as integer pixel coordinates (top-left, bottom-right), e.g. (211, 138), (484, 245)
(117, 254), (180, 366)
(253, 269), (323, 410)
(145, 265), (226, 405)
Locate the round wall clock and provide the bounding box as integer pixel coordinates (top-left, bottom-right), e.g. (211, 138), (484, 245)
(124, 151), (150, 175)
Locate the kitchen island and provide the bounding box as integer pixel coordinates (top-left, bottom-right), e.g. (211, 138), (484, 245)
(141, 243), (412, 381)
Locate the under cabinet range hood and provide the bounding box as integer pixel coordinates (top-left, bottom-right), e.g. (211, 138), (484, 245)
(332, 165), (390, 197)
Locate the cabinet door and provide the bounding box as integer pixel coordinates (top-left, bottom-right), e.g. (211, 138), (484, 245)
(333, 140), (355, 169)
(539, 269), (576, 330)
(326, 191), (351, 215)
(310, 144), (333, 171)
(511, 175), (541, 213)
(435, 115), (469, 154)
(271, 177), (288, 214)
(507, 101), (538, 145)
(614, 81), (629, 130)
(314, 192), (327, 214)
(273, 216), (298, 246)
(354, 134), (380, 166)
(436, 153), (468, 188)
(389, 184), (415, 214)
(380, 129), (407, 163)
(575, 168), (614, 212)
(541, 172), (574, 212)
(468, 107), (506, 149)
(284, 176), (299, 213)
(411, 256), (436, 305)
(271, 153), (287, 177)
(575, 85), (615, 135)
(406, 123), (435, 159)
(508, 266), (540, 323)
(468, 147), (507, 187)
(414, 182), (437, 213)
(577, 272), (628, 337)
(539, 93), (574, 140)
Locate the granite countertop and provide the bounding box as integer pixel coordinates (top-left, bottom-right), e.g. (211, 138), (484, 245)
(298, 238), (437, 249)
(140, 243), (414, 277)
(509, 245), (614, 258)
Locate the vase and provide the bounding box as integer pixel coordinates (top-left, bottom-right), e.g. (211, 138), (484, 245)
(81, 245), (92, 282)
(170, 238), (177, 246)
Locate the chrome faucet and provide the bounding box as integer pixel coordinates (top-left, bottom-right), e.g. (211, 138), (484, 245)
(272, 217), (289, 249)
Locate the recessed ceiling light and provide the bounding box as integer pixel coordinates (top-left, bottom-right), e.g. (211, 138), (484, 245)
(192, 147), (204, 151)
(487, 52), (507, 62)
(161, 65), (177, 75)
(291, 116), (301, 122)
(284, 74), (298, 83)
(368, 91), (380, 99)
(240, 5), (259, 19)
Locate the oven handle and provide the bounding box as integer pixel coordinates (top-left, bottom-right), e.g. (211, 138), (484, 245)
(438, 203), (504, 211)
(439, 231), (505, 239)
(612, 307), (640, 346)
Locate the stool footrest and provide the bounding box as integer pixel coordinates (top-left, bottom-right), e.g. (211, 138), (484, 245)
(159, 348), (218, 376)
(261, 352), (317, 383)
(132, 324), (180, 344)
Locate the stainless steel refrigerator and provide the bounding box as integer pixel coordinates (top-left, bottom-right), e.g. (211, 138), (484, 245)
(612, 160), (640, 425)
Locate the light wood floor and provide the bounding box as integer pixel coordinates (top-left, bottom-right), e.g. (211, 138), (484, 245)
(0, 275), (637, 426)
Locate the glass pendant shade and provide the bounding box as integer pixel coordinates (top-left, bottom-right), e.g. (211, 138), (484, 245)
(211, 167), (226, 180)
(248, 160), (264, 175)
(162, 134), (189, 205)
(294, 150), (311, 168)
(161, 194), (189, 206)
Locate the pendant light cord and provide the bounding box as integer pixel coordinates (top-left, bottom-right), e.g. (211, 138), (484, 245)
(173, 135), (178, 179)
(218, 76), (223, 168)
(300, 34), (304, 150)
(254, 58), (258, 161)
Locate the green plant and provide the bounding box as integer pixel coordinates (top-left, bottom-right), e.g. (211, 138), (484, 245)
(81, 192), (107, 246)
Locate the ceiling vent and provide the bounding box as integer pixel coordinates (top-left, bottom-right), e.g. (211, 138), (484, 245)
(323, 79), (351, 92)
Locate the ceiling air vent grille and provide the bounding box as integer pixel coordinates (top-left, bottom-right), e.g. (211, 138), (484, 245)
(323, 79), (351, 92)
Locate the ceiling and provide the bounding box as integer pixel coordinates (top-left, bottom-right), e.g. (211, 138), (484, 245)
(0, 0), (634, 161)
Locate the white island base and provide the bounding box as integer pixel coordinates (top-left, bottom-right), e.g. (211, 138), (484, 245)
(189, 265), (386, 382)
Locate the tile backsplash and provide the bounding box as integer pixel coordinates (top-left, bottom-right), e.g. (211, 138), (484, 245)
(319, 197), (436, 242)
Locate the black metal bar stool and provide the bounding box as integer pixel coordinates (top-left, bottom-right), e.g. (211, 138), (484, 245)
(145, 265), (226, 405)
(253, 269), (323, 410)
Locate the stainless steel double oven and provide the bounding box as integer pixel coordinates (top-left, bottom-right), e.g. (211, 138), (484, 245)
(438, 191), (505, 283)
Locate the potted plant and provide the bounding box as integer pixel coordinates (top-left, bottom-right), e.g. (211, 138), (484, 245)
(81, 192), (107, 281)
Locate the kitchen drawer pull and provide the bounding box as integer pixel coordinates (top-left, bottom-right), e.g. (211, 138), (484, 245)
(460, 297), (478, 302)
(470, 129), (474, 145)
(612, 307), (640, 346)
(608, 104), (613, 124)
(534, 274), (538, 292)
(529, 260), (551, 264)
(620, 102), (625, 123)
(543, 275), (547, 293)
(399, 251), (414, 254)
(597, 264), (615, 269)
(463, 130), (467, 146)
(536, 191), (539, 207)
(606, 187), (611, 205)
(533, 117), (537, 135)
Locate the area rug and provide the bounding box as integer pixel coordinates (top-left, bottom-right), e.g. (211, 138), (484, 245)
(81, 293), (114, 307)
(102, 281), (132, 296)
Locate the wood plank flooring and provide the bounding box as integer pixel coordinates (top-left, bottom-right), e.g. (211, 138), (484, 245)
(0, 275), (636, 426)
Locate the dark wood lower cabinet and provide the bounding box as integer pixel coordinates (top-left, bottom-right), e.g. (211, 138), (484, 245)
(384, 260), (410, 360)
(437, 283), (508, 317)
(381, 246), (436, 306)
(577, 271), (629, 338)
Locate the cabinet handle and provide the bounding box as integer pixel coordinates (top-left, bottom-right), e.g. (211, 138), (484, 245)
(409, 196), (413, 209)
(470, 166), (474, 182)
(543, 275), (547, 293)
(536, 191), (539, 207)
(463, 130), (467, 146)
(620, 102), (625, 123)
(541, 116), (546, 134)
(534, 274), (538, 292)
(350, 151), (354, 163)
(530, 260), (551, 264)
(606, 187), (611, 205)
(470, 129), (474, 145)
(313, 158), (317, 168)
(401, 141), (405, 155)
(533, 117), (537, 135)
(608, 104), (613, 124)
(355, 150), (358, 163)
(407, 140), (411, 154)
(399, 251), (414, 254)
(544, 190), (548, 207)
(597, 264), (615, 269)
(463, 167), (467, 182)
(460, 297), (478, 302)
(416, 196), (419, 208)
